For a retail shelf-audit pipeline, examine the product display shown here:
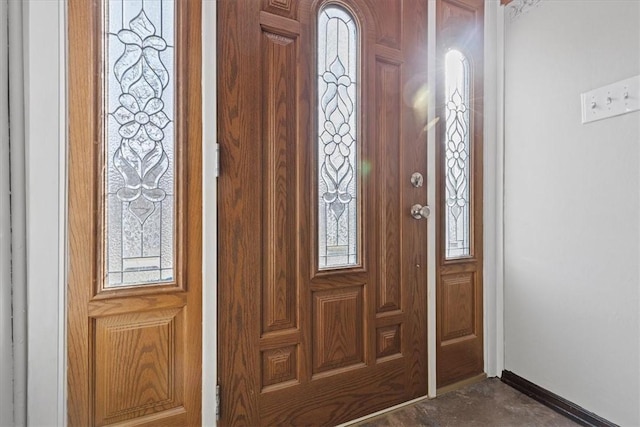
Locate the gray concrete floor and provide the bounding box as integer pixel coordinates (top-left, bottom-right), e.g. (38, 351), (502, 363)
(353, 378), (579, 427)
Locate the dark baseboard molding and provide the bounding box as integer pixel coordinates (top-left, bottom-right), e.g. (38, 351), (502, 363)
(501, 370), (618, 427)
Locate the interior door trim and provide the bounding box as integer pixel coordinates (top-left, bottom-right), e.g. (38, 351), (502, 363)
(201, 0), (217, 424)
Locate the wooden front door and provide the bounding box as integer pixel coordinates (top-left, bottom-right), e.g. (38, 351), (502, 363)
(67, 1), (202, 425)
(218, 1), (429, 425)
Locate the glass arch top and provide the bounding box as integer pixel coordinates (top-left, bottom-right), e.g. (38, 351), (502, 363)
(317, 5), (359, 269)
(444, 49), (471, 259)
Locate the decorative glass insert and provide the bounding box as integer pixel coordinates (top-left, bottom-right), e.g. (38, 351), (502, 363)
(104, 0), (175, 287)
(444, 49), (471, 259)
(317, 5), (359, 269)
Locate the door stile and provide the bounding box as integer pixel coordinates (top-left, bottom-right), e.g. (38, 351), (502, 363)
(401, 0), (430, 398)
(217, 0), (262, 423)
(68, 0), (97, 422)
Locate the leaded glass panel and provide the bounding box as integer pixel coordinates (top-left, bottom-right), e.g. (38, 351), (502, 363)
(444, 49), (471, 259)
(317, 5), (359, 269)
(105, 0), (175, 287)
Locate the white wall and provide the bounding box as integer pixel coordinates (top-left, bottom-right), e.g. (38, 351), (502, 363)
(503, 1), (640, 425)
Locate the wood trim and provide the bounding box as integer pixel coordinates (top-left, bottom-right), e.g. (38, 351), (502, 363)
(501, 371), (619, 427)
(500, 0), (513, 5)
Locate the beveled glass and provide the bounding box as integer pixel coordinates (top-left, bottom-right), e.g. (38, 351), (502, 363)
(105, 0), (175, 287)
(317, 5), (359, 269)
(444, 49), (471, 259)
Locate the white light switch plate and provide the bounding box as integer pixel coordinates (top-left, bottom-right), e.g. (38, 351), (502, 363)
(581, 75), (640, 124)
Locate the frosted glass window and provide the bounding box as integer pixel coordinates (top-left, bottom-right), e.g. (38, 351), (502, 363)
(317, 5), (359, 269)
(444, 49), (471, 259)
(105, 0), (175, 287)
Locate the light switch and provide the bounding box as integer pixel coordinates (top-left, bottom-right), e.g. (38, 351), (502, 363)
(581, 75), (640, 124)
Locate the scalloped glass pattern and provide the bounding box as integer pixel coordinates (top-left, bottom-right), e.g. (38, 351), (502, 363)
(317, 5), (359, 269)
(105, 0), (175, 287)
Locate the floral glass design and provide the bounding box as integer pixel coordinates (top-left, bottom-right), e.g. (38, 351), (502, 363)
(105, 0), (175, 287)
(444, 49), (471, 259)
(317, 5), (359, 269)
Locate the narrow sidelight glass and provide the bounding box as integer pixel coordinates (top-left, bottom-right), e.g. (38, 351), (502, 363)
(104, 0), (175, 287)
(317, 5), (359, 269)
(444, 49), (471, 259)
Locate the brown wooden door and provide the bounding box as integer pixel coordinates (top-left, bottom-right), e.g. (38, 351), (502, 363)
(435, 0), (484, 388)
(218, 1), (429, 425)
(67, 1), (202, 425)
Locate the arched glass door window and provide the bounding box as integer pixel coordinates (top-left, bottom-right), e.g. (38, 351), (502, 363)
(444, 49), (471, 259)
(317, 5), (359, 269)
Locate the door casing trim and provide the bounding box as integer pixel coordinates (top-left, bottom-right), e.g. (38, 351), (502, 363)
(202, 0), (217, 425)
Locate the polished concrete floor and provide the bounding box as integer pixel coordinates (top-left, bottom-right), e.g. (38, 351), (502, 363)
(353, 378), (579, 427)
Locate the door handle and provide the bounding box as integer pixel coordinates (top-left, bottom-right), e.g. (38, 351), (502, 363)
(410, 204), (431, 220)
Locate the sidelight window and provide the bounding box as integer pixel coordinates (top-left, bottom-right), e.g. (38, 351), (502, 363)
(317, 5), (359, 269)
(444, 49), (471, 259)
(104, 0), (175, 287)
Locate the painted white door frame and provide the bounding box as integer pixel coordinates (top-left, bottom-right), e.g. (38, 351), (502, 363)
(0, 0), (14, 424)
(21, 0), (67, 425)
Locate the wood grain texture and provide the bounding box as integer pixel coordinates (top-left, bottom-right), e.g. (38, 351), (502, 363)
(218, 1), (429, 425)
(263, 0), (299, 19)
(68, 1), (96, 424)
(262, 28), (298, 334)
(376, 325), (402, 360)
(371, 0), (403, 49)
(313, 287), (364, 373)
(398, 0), (429, 399)
(261, 346), (298, 389)
(217, 0), (263, 424)
(435, 0), (484, 388)
(94, 309), (184, 425)
(375, 58), (402, 314)
(440, 273), (475, 341)
(68, 1), (202, 425)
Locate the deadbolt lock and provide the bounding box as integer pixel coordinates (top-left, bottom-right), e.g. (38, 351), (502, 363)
(410, 172), (424, 188)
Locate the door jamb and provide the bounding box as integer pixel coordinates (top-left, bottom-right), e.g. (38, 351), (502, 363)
(21, 0), (67, 424)
(202, 0), (217, 425)
(426, 0), (438, 399)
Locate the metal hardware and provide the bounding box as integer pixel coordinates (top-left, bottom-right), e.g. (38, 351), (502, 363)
(411, 203), (431, 219)
(410, 172), (424, 188)
(215, 143), (220, 177)
(216, 383), (221, 420)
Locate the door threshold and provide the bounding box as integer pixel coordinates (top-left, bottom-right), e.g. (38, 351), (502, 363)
(338, 395), (432, 427)
(436, 373), (487, 396)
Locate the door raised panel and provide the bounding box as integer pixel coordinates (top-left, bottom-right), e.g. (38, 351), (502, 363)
(261, 346), (299, 390)
(375, 58), (402, 314)
(312, 286), (365, 374)
(376, 324), (402, 360)
(440, 273), (475, 342)
(261, 26), (299, 334)
(94, 308), (185, 425)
